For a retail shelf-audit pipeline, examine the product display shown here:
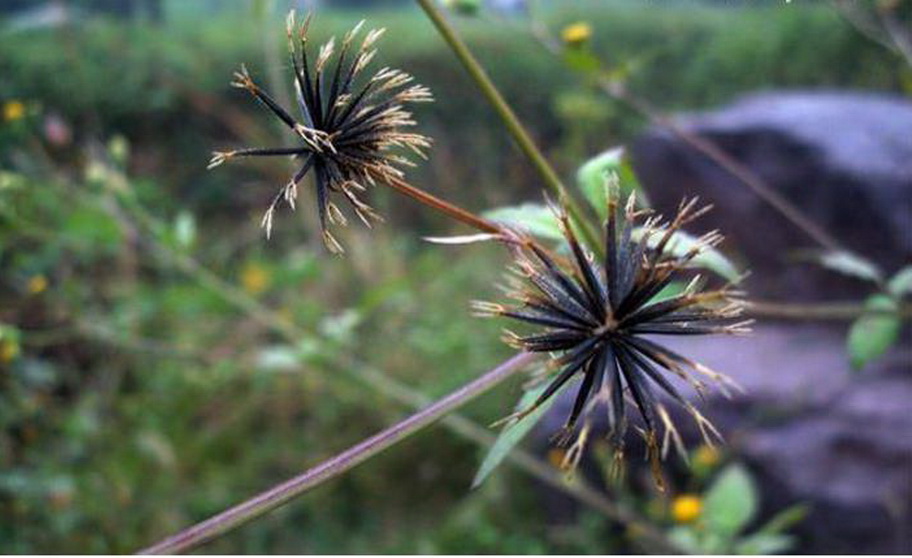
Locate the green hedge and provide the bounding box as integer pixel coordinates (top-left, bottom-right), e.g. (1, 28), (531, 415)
(0, 1), (904, 217)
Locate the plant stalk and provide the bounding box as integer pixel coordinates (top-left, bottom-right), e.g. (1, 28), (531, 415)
(526, 18), (844, 254)
(415, 0), (602, 252)
(386, 175), (501, 234)
(138, 352), (534, 555)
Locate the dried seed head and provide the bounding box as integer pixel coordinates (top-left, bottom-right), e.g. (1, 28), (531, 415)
(210, 11), (433, 252)
(478, 193), (747, 479)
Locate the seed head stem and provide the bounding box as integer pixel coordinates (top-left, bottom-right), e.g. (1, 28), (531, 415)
(415, 0), (603, 254)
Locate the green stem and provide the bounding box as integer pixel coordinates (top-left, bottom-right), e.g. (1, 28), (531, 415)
(137, 352), (534, 555)
(415, 0), (602, 252)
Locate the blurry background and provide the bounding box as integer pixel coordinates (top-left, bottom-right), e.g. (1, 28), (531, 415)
(0, 0), (909, 554)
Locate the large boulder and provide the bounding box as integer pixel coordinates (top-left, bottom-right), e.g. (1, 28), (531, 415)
(535, 324), (912, 553)
(630, 91), (912, 301)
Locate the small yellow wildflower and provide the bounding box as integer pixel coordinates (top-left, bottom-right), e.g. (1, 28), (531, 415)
(561, 22), (593, 46)
(3, 100), (26, 122)
(694, 445), (721, 469)
(27, 274), (48, 295)
(671, 494), (703, 523)
(0, 339), (19, 364)
(240, 263), (270, 295)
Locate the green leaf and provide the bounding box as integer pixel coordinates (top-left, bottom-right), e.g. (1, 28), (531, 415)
(563, 48), (601, 73)
(484, 204), (563, 241)
(444, 0), (481, 16)
(575, 147), (641, 218)
(471, 379), (571, 488)
(632, 228), (741, 283)
(649, 281), (686, 304)
(816, 251), (882, 283)
(757, 504), (808, 535)
(173, 211), (196, 250)
(847, 294), (900, 370)
(887, 266), (912, 298)
(668, 526), (704, 554)
(703, 464), (757, 538)
(734, 533), (795, 555)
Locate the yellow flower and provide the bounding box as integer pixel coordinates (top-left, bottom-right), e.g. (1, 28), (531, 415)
(3, 100), (26, 122)
(671, 494), (703, 523)
(0, 339), (19, 364)
(694, 445), (721, 469)
(240, 264), (270, 295)
(561, 22), (593, 46)
(27, 274), (48, 295)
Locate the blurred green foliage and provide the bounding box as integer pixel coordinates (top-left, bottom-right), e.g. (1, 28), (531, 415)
(0, 1), (905, 214)
(0, 0), (897, 552)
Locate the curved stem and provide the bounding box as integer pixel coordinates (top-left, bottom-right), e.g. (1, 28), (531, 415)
(415, 0), (602, 253)
(138, 352), (535, 555)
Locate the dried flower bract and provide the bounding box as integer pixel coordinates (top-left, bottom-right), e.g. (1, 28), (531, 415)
(209, 11), (433, 252)
(476, 193), (749, 483)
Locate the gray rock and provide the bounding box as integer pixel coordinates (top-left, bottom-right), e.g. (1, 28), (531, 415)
(630, 91), (912, 301)
(535, 324), (912, 553)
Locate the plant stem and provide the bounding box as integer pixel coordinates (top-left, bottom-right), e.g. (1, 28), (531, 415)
(139, 352), (535, 555)
(746, 299), (912, 321)
(527, 18), (845, 254)
(415, 0), (602, 252)
(385, 175), (501, 234)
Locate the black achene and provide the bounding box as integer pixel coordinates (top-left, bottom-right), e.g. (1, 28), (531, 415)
(474, 194), (750, 474)
(209, 11), (432, 253)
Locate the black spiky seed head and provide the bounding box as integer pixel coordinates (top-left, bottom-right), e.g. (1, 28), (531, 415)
(474, 193), (750, 481)
(208, 11), (433, 253)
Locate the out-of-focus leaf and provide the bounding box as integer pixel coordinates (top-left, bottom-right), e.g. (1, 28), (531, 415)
(319, 310), (361, 344)
(847, 294), (900, 370)
(734, 533), (795, 555)
(576, 147), (641, 218)
(703, 464), (757, 537)
(887, 265), (912, 297)
(632, 228), (741, 283)
(817, 251), (882, 283)
(756, 504), (808, 535)
(444, 0), (481, 16)
(0, 171), (26, 191)
(668, 526), (703, 554)
(563, 48), (600, 73)
(173, 211), (196, 250)
(471, 378), (571, 488)
(107, 135), (129, 167)
(256, 345), (302, 373)
(484, 204), (562, 241)
(62, 206), (122, 252)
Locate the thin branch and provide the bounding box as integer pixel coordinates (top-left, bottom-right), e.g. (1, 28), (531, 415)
(528, 18), (846, 254)
(385, 174), (501, 234)
(746, 299), (912, 321)
(415, 0), (603, 254)
(138, 352), (535, 555)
